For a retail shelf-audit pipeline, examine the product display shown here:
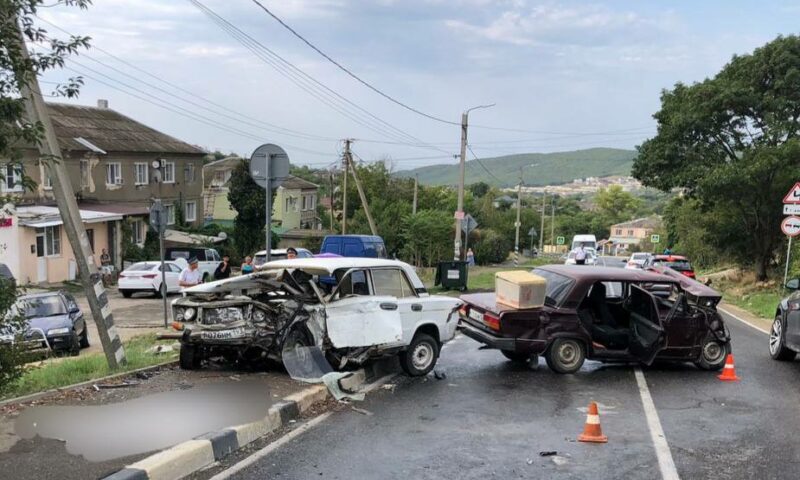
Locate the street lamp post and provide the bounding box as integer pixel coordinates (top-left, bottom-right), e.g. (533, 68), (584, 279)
(455, 103), (495, 260)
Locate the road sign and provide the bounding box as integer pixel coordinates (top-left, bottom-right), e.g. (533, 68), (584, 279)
(556, 236), (565, 245)
(454, 210), (465, 220)
(148, 200), (166, 234)
(528, 227), (537, 238)
(651, 234), (660, 244)
(782, 216), (800, 237)
(785, 204), (800, 215)
(783, 182), (800, 204)
(250, 144), (290, 190)
(461, 214), (478, 234)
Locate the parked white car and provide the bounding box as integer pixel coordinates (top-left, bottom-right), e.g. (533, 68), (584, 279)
(172, 258), (462, 376)
(564, 250), (596, 265)
(625, 252), (651, 270)
(118, 261), (185, 298)
(253, 248), (314, 267)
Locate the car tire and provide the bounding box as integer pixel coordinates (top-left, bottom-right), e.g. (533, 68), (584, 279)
(179, 343), (202, 370)
(154, 283), (166, 299)
(79, 327), (90, 349)
(545, 338), (585, 374)
(769, 315), (797, 361)
(400, 333), (439, 377)
(501, 349), (530, 363)
(120, 289), (133, 298)
(694, 335), (731, 370)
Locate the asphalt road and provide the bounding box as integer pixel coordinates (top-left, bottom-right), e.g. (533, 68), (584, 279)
(226, 313), (800, 480)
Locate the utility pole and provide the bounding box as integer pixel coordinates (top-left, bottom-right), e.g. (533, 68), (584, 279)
(342, 139), (349, 235)
(514, 167), (523, 267)
(550, 196), (556, 246)
(412, 174), (418, 215)
(15, 19), (125, 368)
(347, 143), (378, 236)
(156, 160), (168, 328)
(328, 172), (335, 231)
(539, 191), (546, 253)
(455, 104), (495, 261)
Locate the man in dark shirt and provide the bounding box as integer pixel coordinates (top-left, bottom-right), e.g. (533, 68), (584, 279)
(214, 255), (232, 280)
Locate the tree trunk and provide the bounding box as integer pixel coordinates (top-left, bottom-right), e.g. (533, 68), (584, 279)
(755, 254), (769, 282)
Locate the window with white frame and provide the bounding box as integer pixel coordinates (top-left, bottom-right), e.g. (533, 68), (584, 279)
(131, 219), (145, 246)
(37, 225), (61, 256)
(163, 162), (175, 183)
(134, 163), (149, 186)
(106, 162), (122, 186)
(184, 163), (195, 183)
(1, 164), (22, 193)
(185, 201), (196, 222)
(164, 203), (175, 225)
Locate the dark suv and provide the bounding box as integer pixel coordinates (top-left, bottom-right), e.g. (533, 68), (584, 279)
(769, 278), (800, 361)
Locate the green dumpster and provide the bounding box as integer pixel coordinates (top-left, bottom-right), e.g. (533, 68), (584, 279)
(435, 261), (469, 291)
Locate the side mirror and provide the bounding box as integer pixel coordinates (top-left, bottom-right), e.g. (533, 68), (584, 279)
(787, 278), (800, 291)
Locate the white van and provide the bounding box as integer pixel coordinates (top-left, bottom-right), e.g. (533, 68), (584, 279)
(571, 235), (597, 252)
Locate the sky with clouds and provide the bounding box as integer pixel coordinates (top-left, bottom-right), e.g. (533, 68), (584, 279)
(35, 0), (800, 171)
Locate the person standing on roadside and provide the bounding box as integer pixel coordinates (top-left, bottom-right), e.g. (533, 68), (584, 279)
(241, 256), (254, 274)
(575, 246), (587, 265)
(214, 254), (232, 280)
(287, 247), (298, 259)
(179, 257), (203, 290)
(466, 248), (475, 266)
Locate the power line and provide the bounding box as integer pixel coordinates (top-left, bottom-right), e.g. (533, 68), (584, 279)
(467, 145), (502, 183)
(191, 1), (453, 156)
(248, 0), (459, 127)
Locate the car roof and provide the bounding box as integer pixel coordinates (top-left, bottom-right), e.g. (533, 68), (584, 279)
(537, 264), (675, 283)
(18, 291), (64, 300)
(323, 235), (382, 240)
(652, 255), (689, 261)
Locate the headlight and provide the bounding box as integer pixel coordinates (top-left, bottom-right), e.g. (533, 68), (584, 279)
(184, 307), (196, 320)
(48, 327), (70, 335)
(253, 309), (267, 322)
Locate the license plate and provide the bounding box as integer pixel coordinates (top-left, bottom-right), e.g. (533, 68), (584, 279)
(468, 309), (484, 322)
(201, 327), (246, 341)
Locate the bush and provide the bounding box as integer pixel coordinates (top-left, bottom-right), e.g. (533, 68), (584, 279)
(473, 229), (512, 265)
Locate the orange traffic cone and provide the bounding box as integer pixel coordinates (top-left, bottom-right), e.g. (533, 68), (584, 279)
(578, 401), (608, 443)
(717, 354), (740, 381)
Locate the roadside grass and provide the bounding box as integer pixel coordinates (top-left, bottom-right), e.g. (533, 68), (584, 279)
(1, 334), (177, 401)
(421, 256), (561, 295)
(725, 290), (783, 320)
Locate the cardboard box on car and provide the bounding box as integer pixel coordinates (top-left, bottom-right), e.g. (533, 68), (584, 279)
(495, 271), (547, 309)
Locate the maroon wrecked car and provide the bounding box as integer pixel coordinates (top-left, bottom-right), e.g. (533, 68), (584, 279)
(457, 265), (730, 374)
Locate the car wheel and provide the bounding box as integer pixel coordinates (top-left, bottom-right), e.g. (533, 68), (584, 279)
(694, 335), (731, 370)
(545, 338), (585, 374)
(501, 349), (530, 363)
(179, 343), (202, 370)
(400, 333), (439, 377)
(69, 331), (81, 356)
(79, 327), (90, 349)
(154, 283), (166, 298)
(120, 289), (133, 298)
(769, 315), (797, 361)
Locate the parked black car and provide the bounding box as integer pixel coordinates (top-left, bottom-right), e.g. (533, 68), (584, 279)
(9, 292), (89, 355)
(769, 278), (800, 361)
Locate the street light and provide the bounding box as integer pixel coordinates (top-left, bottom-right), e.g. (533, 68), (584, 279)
(455, 103), (495, 261)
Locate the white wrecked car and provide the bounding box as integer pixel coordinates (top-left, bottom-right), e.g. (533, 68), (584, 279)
(171, 258), (462, 376)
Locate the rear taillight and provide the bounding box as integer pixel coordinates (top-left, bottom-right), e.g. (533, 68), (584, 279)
(683, 271), (695, 278)
(459, 305), (469, 317)
(484, 313), (501, 331)
(142, 274), (157, 279)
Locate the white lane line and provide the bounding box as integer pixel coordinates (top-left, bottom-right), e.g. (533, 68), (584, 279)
(718, 307), (770, 335)
(634, 367), (680, 480)
(209, 373), (399, 480)
(208, 412), (333, 480)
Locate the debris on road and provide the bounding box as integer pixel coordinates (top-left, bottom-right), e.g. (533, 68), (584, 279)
(93, 381), (139, 389)
(433, 369), (447, 380)
(381, 384), (396, 393)
(538, 451), (557, 457)
(351, 406), (373, 416)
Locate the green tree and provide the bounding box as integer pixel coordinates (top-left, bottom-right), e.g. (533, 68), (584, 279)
(400, 210), (453, 266)
(227, 160), (278, 257)
(0, 0), (91, 393)
(468, 182), (491, 198)
(633, 35), (800, 280)
(594, 185), (642, 225)
(473, 229), (512, 265)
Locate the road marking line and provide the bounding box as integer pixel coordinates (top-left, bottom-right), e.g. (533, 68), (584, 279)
(718, 307), (770, 335)
(634, 368), (680, 480)
(208, 412), (333, 480)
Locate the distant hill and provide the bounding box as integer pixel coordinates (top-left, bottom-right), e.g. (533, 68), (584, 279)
(394, 148), (636, 187)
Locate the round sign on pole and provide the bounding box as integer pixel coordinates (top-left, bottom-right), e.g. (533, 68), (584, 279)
(782, 215), (800, 237)
(249, 144), (290, 190)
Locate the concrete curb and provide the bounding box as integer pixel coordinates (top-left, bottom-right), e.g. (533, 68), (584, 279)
(0, 360), (178, 408)
(99, 361), (395, 480)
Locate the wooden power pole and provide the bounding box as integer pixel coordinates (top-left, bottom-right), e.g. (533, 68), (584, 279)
(15, 19), (126, 368)
(345, 140), (378, 236)
(412, 174), (418, 215)
(342, 140), (348, 235)
(514, 168), (522, 267)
